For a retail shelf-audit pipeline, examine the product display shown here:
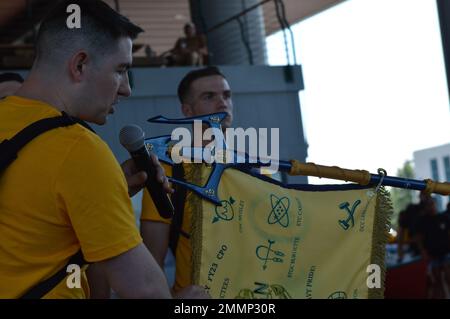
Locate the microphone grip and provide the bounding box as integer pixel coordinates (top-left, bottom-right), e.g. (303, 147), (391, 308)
(130, 148), (174, 219)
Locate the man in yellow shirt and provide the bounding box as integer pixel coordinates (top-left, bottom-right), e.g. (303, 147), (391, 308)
(140, 66), (234, 292)
(0, 0), (207, 299)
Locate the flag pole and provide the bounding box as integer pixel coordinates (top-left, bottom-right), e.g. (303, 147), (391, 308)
(287, 160), (450, 195)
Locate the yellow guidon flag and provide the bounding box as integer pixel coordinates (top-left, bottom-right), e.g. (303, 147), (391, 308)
(187, 165), (392, 299)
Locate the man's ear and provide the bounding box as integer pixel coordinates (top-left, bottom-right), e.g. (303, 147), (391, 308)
(181, 103), (194, 117)
(68, 50), (89, 82)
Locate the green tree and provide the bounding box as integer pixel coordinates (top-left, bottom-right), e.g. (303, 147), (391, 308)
(390, 160), (415, 229)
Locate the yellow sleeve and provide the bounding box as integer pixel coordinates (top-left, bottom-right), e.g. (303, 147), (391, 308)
(140, 163), (173, 224)
(55, 132), (142, 262)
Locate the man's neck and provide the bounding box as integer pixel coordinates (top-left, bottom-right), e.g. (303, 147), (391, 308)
(15, 71), (70, 115)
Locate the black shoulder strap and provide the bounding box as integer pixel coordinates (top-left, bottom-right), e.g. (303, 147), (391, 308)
(0, 112), (89, 299)
(169, 163), (190, 256)
(20, 250), (85, 299)
(0, 112), (76, 171)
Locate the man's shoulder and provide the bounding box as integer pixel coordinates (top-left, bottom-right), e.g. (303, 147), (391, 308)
(0, 97), (103, 147)
(65, 122), (104, 146)
(57, 124), (116, 167)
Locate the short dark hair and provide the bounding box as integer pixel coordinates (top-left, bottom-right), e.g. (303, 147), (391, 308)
(177, 66), (226, 103)
(0, 72), (24, 84)
(35, 0), (143, 64)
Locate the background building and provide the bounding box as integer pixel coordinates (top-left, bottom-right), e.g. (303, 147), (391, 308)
(413, 143), (450, 211)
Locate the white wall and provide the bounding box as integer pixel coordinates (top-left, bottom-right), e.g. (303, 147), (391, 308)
(413, 143), (450, 211)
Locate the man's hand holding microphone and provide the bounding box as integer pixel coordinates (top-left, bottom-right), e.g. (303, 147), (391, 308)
(120, 124), (174, 218)
(121, 153), (173, 198)
(119, 124), (210, 299)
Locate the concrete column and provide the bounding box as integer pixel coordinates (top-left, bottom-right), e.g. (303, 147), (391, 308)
(191, 0), (267, 65)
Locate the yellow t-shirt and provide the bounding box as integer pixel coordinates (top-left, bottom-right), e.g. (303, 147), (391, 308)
(141, 163), (212, 291)
(0, 96), (142, 298)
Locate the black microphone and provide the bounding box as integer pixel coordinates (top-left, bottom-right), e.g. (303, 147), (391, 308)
(119, 124), (174, 219)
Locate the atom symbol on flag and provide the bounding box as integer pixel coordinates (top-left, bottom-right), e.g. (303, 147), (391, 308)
(268, 194), (290, 227)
